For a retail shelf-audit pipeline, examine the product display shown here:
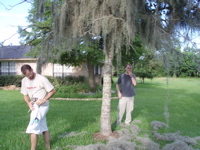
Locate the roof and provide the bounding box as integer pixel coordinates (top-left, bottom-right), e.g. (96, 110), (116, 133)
(0, 45), (33, 59)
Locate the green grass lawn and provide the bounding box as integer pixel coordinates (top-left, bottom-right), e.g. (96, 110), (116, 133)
(0, 77), (200, 149)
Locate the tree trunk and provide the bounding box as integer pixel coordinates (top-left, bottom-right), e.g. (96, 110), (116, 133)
(36, 57), (42, 74)
(87, 59), (95, 92)
(100, 33), (114, 136)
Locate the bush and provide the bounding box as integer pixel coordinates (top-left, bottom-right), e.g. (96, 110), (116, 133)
(46, 75), (87, 87)
(53, 83), (103, 98)
(0, 75), (87, 88)
(0, 75), (23, 87)
(56, 82), (92, 93)
(45, 76), (63, 87)
(179, 73), (188, 78)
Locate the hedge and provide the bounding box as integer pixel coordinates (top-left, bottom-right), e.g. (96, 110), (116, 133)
(0, 75), (87, 87)
(0, 75), (23, 87)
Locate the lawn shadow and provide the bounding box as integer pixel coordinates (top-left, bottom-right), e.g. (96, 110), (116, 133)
(109, 78), (200, 149)
(131, 79), (200, 146)
(48, 100), (102, 147)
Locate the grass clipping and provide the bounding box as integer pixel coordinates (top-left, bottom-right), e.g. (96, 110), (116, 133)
(55, 120), (200, 150)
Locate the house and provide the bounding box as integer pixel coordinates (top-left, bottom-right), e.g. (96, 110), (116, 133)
(0, 46), (102, 82)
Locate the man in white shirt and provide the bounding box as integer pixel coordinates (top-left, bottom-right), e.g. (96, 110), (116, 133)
(20, 64), (56, 150)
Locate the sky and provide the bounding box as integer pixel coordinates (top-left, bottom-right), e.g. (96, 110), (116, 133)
(0, 0), (32, 46)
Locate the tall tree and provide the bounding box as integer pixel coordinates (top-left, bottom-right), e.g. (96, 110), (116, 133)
(18, 0), (53, 74)
(57, 37), (104, 91)
(46, 0), (136, 137)
(33, 0), (200, 137)
(134, 50), (162, 83)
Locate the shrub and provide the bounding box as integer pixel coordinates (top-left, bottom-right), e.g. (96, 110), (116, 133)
(179, 73), (188, 78)
(0, 75), (87, 88)
(56, 83), (90, 93)
(46, 75), (87, 87)
(0, 75), (23, 87)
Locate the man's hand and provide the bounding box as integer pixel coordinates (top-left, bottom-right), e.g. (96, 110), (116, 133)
(128, 70), (132, 76)
(35, 89), (56, 106)
(118, 91), (122, 98)
(29, 101), (34, 111)
(36, 99), (46, 106)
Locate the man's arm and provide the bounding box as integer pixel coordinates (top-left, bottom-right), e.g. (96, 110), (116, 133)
(116, 84), (122, 98)
(127, 70), (137, 86)
(23, 95), (34, 110)
(36, 88), (56, 106)
(130, 75), (137, 86)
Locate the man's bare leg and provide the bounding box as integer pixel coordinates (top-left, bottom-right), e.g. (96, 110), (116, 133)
(30, 133), (38, 150)
(42, 131), (50, 150)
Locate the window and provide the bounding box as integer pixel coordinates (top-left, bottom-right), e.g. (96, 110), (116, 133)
(53, 64), (72, 77)
(53, 64), (62, 77)
(94, 65), (102, 75)
(63, 65), (72, 75)
(0, 62), (16, 75)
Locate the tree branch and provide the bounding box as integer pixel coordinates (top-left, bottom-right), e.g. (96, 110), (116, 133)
(30, 24), (52, 30)
(0, 0), (32, 10)
(0, 32), (19, 47)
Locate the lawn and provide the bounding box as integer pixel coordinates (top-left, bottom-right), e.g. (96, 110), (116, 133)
(0, 77), (199, 149)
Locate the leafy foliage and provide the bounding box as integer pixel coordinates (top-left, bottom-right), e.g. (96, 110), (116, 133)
(0, 75), (23, 87)
(113, 35), (145, 75)
(134, 50), (164, 83)
(169, 47), (200, 77)
(18, 0), (200, 78)
(56, 37), (104, 67)
(18, 0), (53, 46)
(46, 75), (87, 87)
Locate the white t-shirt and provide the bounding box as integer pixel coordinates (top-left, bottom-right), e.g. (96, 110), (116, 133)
(21, 74), (54, 100)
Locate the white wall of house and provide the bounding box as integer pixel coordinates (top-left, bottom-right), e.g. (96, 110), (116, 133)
(16, 61), (88, 77)
(16, 60), (37, 75)
(0, 59), (100, 82)
(42, 63), (54, 76)
(71, 64), (88, 76)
